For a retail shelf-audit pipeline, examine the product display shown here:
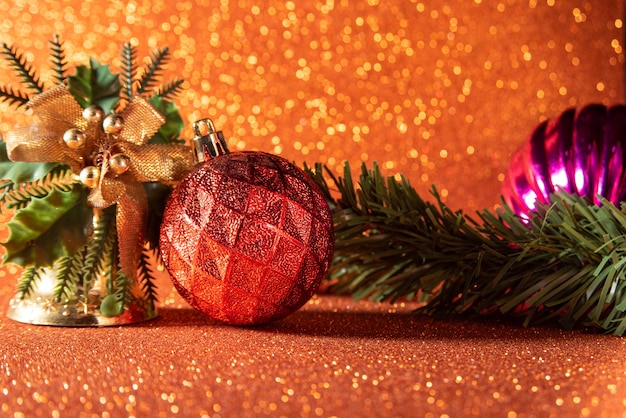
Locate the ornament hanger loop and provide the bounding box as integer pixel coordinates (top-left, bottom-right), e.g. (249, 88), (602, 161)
(192, 118), (230, 163)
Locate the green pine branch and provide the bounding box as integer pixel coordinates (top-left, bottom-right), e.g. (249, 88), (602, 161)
(52, 246), (85, 303)
(119, 42), (137, 102)
(306, 162), (626, 336)
(0, 84), (29, 109)
(82, 206), (115, 298)
(137, 247), (159, 313)
(48, 35), (68, 85)
(52, 256), (73, 301)
(0, 179), (12, 205)
(97, 227), (132, 317)
(3, 167), (77, 210)
(108, 233), (132, 314)
(101, 212), (119, 295)
(15, 265), (40, 300)
(136, 46), (170, 95)
(114, 267), (133, 309)
(0, 43), (45, 94)
(103, 214), (133, 311)
(303, 162), (335, 204)
(153, 78), (184, 100)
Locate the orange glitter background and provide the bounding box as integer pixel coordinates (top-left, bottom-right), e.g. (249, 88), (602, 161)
(0, 0), (622, 212)
(1, 2), (626, 417)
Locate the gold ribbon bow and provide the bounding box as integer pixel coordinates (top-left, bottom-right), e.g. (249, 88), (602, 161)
(5, 85), (194, 281)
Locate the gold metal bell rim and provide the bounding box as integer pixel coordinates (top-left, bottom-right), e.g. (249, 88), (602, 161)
(5, 297), (158, 327)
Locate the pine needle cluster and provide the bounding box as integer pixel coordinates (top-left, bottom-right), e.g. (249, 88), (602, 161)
(117, 42), (184, 107)
(0, 36), (183, 114)
(305, 162), (626, 336)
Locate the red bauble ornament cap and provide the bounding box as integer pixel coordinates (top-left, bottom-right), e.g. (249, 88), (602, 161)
(159, 119), (334, 325)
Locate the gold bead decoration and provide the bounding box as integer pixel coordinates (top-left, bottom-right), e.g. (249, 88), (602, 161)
(79, 166), (100, 188)
(82, 105), (105, 124)
(62, 128), (86, 149)
(109, 153), (130, 175)
(102, 114), (124, 135)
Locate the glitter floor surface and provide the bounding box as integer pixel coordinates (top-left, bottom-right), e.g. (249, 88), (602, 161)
(0, 280), (625, 418)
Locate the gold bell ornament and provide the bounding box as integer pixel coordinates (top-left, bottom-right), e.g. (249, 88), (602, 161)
(0, 38), (194, 326)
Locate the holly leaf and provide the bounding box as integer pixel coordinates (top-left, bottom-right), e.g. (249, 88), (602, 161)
(67, 58), (121, 113)
(0, 141), (60, 183)
(148, 95), (184, 144)
(3, 186), (92, 267)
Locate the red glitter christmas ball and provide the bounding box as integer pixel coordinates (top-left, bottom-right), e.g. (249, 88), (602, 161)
(159, 147), (335, 325)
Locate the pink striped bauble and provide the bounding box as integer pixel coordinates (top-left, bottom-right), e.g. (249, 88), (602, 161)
(503, 104), (626, 215)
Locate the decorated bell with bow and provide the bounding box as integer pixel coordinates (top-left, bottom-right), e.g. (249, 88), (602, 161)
(1, 85), (194, 326)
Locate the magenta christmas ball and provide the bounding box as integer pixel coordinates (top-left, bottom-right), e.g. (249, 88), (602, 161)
(503, 104), (626, 215)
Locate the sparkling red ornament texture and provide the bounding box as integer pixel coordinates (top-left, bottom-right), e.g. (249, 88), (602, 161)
(503, 104), (626, 216)
(160, 151), (335, 325)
